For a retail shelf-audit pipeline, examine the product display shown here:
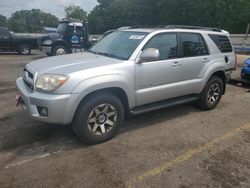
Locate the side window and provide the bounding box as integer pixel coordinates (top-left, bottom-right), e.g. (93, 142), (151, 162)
(181, 33), (209, 57)
(143, 33), (178, 60)
(68, 26), (84, 36)
(76, 26), (84, 36)
(68, 26), (74, 35)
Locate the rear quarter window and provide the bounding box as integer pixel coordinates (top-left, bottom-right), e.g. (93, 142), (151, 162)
(208, 34), (233, 53)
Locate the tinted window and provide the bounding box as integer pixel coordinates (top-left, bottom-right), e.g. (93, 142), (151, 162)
(76, 27), (84, 36)
(69, 26), (84, 36)
(181, 33), (209, 57)
(143, 33), (178, 60)
(209, 34), (233, 53)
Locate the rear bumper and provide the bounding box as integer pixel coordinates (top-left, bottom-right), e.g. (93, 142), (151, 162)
(16, 77), (80, 125)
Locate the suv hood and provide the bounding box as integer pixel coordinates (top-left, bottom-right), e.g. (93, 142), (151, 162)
(12, 33), (45, 39)
(26, 52), (123, 75)
(41, 33), (60, 40)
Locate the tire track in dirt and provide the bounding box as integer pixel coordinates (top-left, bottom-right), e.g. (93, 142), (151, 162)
(0, 81), (16, 94)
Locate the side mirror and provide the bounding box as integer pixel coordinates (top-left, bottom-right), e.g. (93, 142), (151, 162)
(137, 48), (160, 63)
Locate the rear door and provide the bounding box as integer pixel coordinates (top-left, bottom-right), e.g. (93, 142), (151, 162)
(0, 28), (11, 48)
(135, 32), (183, 106)
(178, 32), (210, 95)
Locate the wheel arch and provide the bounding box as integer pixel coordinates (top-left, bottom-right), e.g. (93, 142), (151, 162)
(211, 71), (226, 94)
(74, 87), (130, 120)
(17, 42), (31, 55)
(201, 68), (227, 95)
(52, 41), (69, 52)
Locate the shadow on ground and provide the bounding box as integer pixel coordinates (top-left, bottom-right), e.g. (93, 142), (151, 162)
(0, 103), (201, 159)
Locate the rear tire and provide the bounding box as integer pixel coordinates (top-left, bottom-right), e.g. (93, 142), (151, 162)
(18, 43), (31, 55)
(72, 92), (124, 144)
(197, 76), (224, 110)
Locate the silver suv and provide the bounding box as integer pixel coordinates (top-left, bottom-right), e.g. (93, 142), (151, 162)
(16, 26), (236, 144)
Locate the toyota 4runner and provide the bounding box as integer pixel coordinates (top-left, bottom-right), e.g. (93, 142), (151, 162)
(16, 25), (236, 144)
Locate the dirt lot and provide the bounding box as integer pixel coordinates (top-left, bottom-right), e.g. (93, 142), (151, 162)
(0, 51), (250, 188)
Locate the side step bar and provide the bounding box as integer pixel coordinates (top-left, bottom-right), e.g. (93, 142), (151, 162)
(130, 95), (199, 115)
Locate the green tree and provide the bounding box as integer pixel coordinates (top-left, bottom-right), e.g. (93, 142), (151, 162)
(65, 5), (87, 21)
(0, 15), (7, 27)
(88, 0), (250, 34)
(97, 0), (114, 9)
(7, 9), (58, 33)
(89, 0), (159, 33)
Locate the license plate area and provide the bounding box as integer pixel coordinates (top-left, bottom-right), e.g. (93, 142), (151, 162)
(16, 93), (27, 110)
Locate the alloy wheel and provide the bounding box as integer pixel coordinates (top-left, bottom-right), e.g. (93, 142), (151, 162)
(207, 83), (220, 104)
(87, 104), (117, 135)
(56, 48), (66, 55)
(21, 45), (30, 55)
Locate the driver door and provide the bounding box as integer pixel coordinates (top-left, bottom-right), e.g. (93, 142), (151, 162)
(135, 33), (183, 106)
(0, 28), (11, 48)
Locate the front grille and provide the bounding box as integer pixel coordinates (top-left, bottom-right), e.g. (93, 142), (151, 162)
(24, 68), (33, 79)
(23, 68), (34, 91)
(23, 79), (34, 90)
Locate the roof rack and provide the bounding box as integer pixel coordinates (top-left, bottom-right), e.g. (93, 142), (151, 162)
(164, 25), (222, 32)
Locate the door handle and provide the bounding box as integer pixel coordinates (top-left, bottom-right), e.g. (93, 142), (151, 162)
(4, 36), (8, 39)
(202, 58), (209, 63)
(172, 62), (181, 67)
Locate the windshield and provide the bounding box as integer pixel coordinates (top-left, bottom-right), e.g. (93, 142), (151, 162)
(89, 31), (148, 60)
(57, 22), (67, 34)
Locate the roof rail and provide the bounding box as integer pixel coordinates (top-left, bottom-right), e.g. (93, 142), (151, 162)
(117, 26), (141, 30)
(164, 25), (222, 32)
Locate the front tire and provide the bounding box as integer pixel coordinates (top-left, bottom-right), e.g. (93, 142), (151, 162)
(18, 43), (31, 55)
(52, 45), (68, 56)
(72, 93), (124, 144)
(198, 76), (224, 110)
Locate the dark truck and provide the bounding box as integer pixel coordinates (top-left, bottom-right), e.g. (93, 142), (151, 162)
(0, 27), (39, 55)
(39, 20), (91, 56)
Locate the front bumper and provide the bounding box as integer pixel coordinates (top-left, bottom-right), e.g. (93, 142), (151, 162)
(39, 45), (52, 54)
(241, 67), (250, 80)
(16, 77), (80, 125)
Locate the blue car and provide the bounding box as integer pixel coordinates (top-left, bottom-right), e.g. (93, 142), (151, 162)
(241, 58), (250, 80)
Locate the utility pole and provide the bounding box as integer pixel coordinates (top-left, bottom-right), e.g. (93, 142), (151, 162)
(245, 23), (250, 40)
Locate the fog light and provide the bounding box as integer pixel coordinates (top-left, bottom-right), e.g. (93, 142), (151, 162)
(37, 106), (48, 117)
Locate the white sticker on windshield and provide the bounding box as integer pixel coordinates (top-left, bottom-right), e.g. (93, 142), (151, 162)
(129, 35), (145, 40)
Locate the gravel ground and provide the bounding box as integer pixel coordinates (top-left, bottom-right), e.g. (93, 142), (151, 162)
(0, 51), (249, 188)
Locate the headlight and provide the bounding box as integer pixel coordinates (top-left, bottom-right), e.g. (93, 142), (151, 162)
(35, 74), (69, 91)
(42, 40), (52, 45)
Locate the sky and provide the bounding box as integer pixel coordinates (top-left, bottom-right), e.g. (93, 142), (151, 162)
(0, 0), (98, 18)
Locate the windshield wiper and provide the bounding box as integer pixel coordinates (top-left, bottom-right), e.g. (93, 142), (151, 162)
(96, 52), (118, 59)
(90, 51), (125, 60)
